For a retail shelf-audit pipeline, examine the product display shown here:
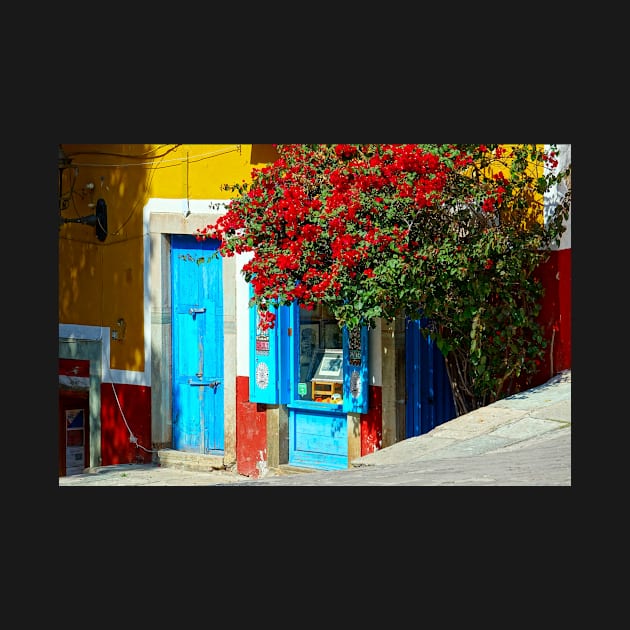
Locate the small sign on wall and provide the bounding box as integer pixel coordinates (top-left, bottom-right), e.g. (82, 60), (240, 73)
(66, 409), (85, 475)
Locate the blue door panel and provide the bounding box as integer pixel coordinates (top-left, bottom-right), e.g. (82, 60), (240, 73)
(174, 383), (200, 451)
(294, 413), (345, 446)
(405, 317), (456, 438)
(172, 235), (224, 453)
(289, 408), (347, 470)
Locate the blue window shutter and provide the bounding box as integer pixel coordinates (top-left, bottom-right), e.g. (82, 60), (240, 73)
(276, 304), (291, 404)
(249, 300), (280, 404)
(342, 326), (369, 414)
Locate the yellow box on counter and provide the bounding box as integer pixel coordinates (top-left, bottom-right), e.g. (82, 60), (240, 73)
(312, 380), (343, 402)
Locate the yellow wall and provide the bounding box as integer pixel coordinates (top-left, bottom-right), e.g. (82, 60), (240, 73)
(58, 144), (278, 372)
(481, 143), (546, 227)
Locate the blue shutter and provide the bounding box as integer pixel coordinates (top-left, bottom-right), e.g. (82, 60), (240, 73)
(276, 304), (291, 404)
(342, 325), (369, 414)
(248, 290), (291, 404)
(249, 301), (280, 403)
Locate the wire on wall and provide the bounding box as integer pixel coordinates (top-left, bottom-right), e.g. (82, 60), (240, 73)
(59, 144), (240, 240)
(109, 380), (157, 455)
(65, 145), (242, 169)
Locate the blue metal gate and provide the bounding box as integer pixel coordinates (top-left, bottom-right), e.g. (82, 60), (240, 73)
(405, 317), (456, 438)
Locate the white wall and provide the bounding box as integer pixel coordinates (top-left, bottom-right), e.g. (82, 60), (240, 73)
(235, 251), (253, 377)
(544, 143), (572, 251)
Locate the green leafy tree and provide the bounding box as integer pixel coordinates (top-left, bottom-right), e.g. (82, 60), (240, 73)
(198, 144), (571, 415)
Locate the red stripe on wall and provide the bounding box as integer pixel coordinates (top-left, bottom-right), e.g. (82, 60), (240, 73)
(555, 247), (571, 371)
(235, 376), (268, 478)
(529, 248), (572, 388)
(100, 383), (152, 465)
(360, 385), (383, 455)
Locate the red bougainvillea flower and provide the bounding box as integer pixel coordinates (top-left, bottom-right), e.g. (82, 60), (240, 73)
(195, 143), (571, 414)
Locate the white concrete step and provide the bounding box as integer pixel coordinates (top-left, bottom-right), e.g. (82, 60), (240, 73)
(157, 448), (225, 472)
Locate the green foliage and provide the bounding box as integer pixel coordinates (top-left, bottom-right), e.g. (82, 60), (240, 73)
(197, 144), (571, 415)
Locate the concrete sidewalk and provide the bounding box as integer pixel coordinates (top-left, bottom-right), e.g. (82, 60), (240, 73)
(58, 370), (571, 486)
(352, 369), (571, 467)
(216, 369), (571, 486)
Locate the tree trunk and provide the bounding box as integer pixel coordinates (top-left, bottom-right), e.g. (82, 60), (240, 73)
(443, 352), (476, 416)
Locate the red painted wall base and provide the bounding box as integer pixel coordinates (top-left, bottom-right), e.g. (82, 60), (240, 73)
(531, 247), (571, 387)
(100, 383), (152, 466)
(235, 376), (268, 478)
(361, 385), (383, 456)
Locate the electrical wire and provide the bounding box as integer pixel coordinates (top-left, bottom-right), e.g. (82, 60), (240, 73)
(66, 145), (241, 168)
(60, 145), (240, 240)
(66, 144), (183, 160)
(109, 378), (157, 454)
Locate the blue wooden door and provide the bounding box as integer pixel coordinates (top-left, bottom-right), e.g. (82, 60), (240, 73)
(405, 317), (456, 437)
(171, 235), (224, 453)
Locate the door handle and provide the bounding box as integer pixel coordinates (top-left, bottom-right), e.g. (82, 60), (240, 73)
(189, 307), (206, 315)
(188, 379), (221, 390)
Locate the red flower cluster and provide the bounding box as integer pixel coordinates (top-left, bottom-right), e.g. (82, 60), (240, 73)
(196, 144), (567, 334)
(256, 309), (276, 332)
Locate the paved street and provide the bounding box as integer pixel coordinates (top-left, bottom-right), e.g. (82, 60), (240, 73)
(213, 429), (570, 486)
(59, 371), (571, 487)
